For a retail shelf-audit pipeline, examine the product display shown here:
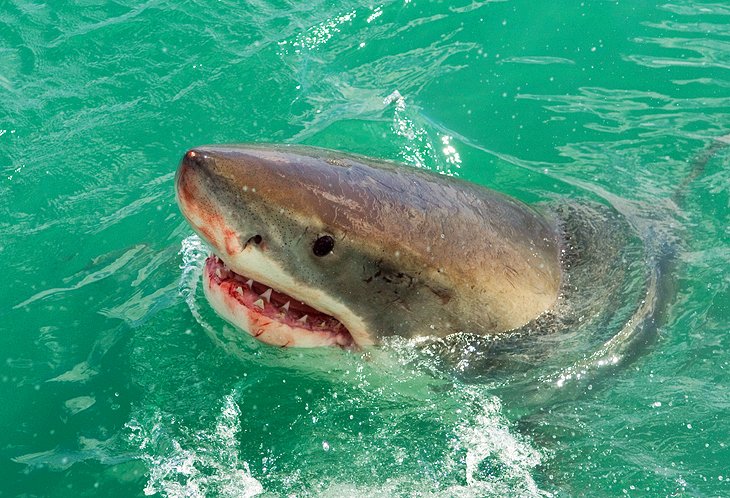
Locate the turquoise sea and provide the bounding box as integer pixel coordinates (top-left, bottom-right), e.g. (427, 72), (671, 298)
(1, 1), (728, 496)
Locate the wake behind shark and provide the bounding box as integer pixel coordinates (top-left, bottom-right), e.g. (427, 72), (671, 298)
(175, 144), (563, 348)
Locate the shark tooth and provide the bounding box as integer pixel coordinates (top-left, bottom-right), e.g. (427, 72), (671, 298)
(253, 298), (265, 309)
(235, 286), (244, 295)
(297, 314), (308, 324)
(215, 268), (222, 279)
(260, 288), (272, 302)
(246, 279), (254, 288)
(280, 301), (290, 312)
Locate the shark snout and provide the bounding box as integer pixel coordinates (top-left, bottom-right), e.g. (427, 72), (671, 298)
(177, 149), (212, 188)
(176, 148), (228, 214)
(176, 151), (202, 216)
(183, 148), (207, 168)
(175, 148), (230, 252)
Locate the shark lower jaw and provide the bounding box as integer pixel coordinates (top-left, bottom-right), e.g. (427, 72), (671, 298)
(202, 255), (356, 348)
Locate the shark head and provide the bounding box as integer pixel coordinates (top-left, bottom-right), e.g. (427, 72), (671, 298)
(176, 144), (561, 348)
(176, 145), (378, 348)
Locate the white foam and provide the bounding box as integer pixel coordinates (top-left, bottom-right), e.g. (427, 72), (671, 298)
(455, 388), (550, 497)
(126, 393), (263, 498)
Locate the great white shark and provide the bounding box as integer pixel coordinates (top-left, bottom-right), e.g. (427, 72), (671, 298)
(175, 144), (564, 348)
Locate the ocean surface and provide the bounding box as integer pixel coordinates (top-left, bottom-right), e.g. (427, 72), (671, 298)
(1, 1), (728, 496)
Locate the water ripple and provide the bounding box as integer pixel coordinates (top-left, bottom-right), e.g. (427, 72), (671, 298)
(660, 1), (730, 16)
(627, 36), (730, 70)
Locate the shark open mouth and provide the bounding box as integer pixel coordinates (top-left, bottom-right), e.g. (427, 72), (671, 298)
(203, 255), (355, 348)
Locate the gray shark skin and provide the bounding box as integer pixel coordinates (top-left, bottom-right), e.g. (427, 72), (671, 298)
(175, 144), (561, 348)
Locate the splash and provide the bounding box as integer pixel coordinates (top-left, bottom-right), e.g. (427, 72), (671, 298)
(454, 389), (550, 497)
(178, 233), (218, 338)
(178, 234), (208, 302)
(367, 339), (552, 497)
(126, 394), (263, 498)
(301, 384), (551, 498)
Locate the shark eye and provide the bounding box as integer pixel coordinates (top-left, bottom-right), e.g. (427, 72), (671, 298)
(312, 235), (335, 257)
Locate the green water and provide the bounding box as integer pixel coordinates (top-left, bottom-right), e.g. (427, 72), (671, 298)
(1, 0), (728, 496)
